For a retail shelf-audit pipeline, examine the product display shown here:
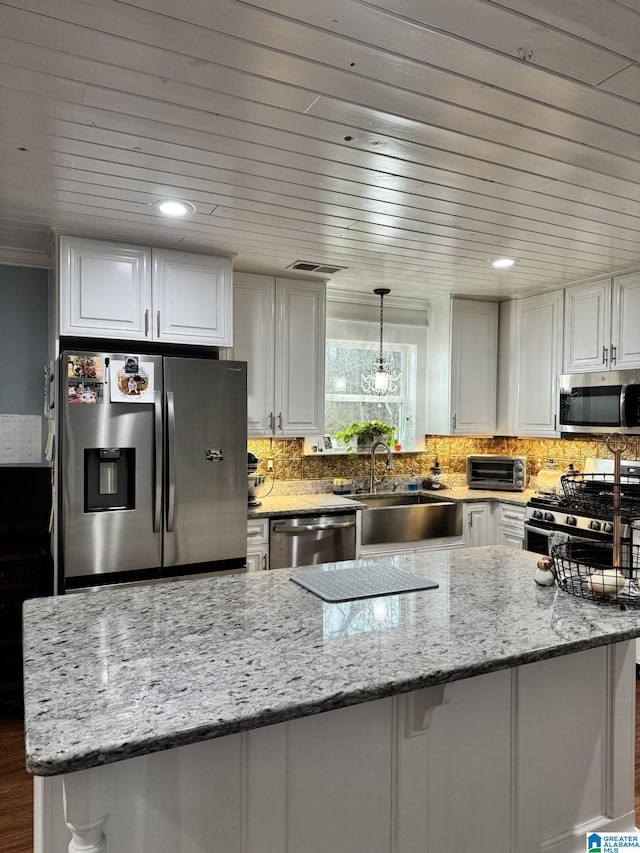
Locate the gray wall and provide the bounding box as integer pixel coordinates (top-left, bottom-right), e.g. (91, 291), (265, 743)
(0, 265), (49, 466)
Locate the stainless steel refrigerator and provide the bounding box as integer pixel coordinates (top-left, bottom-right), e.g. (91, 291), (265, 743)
(59, 350), (247, 590)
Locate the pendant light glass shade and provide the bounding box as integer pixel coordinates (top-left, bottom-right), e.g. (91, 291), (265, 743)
(361, 288), (400, 396)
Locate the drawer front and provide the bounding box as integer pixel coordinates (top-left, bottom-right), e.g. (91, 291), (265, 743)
(247, 519), (269, 545)
(494, 503), (526, 529)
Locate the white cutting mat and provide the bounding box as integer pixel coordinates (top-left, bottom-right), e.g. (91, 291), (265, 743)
(291, 564), (439, 602)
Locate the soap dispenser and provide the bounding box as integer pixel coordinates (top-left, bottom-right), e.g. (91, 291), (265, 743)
(407, 472), (418, 492)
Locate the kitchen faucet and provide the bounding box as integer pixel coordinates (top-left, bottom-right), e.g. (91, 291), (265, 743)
(369, 440), (393, 494)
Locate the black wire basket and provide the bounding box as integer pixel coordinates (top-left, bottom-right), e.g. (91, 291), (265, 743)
(551, 541), (640, 607)
(560, 472), (640, 519)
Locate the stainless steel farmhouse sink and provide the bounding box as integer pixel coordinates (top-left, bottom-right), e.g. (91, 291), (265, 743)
(353, 493), (446, 508)
(348, 493), (462, 546)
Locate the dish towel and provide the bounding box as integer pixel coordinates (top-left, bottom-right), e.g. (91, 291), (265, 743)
(549, 530), (569, 556)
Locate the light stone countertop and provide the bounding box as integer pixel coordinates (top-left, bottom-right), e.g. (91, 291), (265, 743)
(248, 487), (534, 518)
(23, 545), (640, 777)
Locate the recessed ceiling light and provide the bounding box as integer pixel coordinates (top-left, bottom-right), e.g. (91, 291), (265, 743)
(490, 257), (516, 269)
(150, 199), (196, 217)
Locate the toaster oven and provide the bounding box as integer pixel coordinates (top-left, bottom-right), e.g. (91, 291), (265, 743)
(467, 455), (527, 491)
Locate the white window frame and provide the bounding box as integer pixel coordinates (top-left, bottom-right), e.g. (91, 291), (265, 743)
(325, 317), (427, 452)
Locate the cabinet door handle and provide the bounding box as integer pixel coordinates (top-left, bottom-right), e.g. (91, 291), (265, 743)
(262, 553), (267, 570)
(602, 345), (608, 364)
(269, 411), (275, 432)
(468, 512), (473, 528)
(611, 344), (617, 365)
(452, 414), (457, 430)
(157, 310), (161, 337)
(278, 412), (283, 430)
(144, 309), (150, 337)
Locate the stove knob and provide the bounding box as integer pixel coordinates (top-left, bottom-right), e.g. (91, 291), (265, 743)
(533, 510), (543, 520)
(589, 520), (601, 531)
(602, 522), (614, 534)
(544, 512), (555, 522)
(565, 516), (577, 526)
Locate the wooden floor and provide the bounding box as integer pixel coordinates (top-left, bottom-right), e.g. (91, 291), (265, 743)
(2, 682), (640, 851)
(0, 711), (32, 853)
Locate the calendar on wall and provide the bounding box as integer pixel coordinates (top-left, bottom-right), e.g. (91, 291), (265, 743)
(0, 414), (42, 464)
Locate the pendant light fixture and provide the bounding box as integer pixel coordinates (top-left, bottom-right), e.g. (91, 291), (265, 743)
(361, 288), (401, 395)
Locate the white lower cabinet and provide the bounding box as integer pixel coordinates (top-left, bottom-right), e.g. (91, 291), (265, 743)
(246, 518), (269, 571)
(360, 536), (466, 560)
(38, 642), (635, 853)
(463, 501), (493, 547)
(493, 502), (526, 549)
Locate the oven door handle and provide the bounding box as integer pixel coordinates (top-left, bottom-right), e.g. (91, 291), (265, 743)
(524, 522), (551, 539)
(524, 522), (609, 545)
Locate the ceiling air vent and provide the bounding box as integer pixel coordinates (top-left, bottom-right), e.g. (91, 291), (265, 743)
(287, 260), (347, 275)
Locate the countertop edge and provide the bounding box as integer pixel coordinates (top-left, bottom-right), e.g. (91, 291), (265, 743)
(25, 626), (639, 777)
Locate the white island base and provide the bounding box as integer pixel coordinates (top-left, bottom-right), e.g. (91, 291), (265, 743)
(35, 641), (635, 853)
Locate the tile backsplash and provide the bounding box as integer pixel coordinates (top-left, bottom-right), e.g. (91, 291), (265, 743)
(248, 435), (640, 485)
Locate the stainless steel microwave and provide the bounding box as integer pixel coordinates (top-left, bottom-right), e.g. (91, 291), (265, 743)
(467, 455), (527, 491)
(557, 370), (640, 434)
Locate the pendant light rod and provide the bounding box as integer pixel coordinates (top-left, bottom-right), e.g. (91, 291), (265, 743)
(373, 288), (390, 369)
(360, 287), (399, 396)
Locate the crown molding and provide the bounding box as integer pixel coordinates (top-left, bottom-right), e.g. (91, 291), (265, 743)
(0, 247), (52, 269)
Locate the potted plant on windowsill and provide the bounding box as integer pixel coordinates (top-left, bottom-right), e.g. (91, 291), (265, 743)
(335, 420), (397, 453)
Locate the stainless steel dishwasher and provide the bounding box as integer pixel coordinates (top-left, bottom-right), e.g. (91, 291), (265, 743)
(269, 513), (357, 569)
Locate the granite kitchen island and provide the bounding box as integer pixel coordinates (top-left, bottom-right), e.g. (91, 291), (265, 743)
(23, 546), (640, 853)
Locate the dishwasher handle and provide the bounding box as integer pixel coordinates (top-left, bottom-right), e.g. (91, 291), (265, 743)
(273, 520), (356, 534)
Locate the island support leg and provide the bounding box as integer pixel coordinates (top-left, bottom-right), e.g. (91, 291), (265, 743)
(62, 766), (113, 853)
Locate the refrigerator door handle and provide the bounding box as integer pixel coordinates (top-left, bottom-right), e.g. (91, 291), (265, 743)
(153, 389), (162, 533)
(166, 391), (177, 533)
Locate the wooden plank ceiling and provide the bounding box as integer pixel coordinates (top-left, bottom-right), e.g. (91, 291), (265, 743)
(2, 0), (640, 301)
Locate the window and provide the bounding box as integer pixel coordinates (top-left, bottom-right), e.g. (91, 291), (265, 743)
(324, 317), (426, 451)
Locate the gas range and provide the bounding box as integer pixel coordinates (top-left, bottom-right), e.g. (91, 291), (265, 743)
(525, 495), (620, 536)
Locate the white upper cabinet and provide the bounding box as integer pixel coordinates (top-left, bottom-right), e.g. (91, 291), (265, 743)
(563, 279), (610, 373)
(59, 237), (151, 340)
(152, 249), (232, 346)
(498, 290), (563, 437)
(274, 278), (326, 436)
(564, 274), (640, 372)
(427, 298), (498, 435)
(232, 274), (276, 436)
(232, 273), (326, 437)
(611, 273), (640, 369)
(58, 236), (233, 346)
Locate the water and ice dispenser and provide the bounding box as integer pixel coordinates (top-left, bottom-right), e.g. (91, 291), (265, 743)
(84, 448), (135, 512)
